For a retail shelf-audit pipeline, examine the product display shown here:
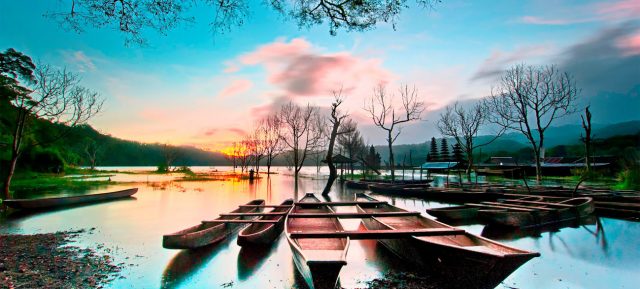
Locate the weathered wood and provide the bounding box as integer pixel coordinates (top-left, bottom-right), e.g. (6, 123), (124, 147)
(466, 203), (536, 212)
(481, 201), (557, 211)
(202, 219), (280, 224)
(220, 212), (289, 217)
(290, 228), (466, 239)
(238, 205), (293, 208)
(293, 201), (387, 206)
(288, 212), (421, 218)
(502, 199), (575, 208)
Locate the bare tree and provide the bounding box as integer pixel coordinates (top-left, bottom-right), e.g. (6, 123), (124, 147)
(260, 113), (284, 175)
(2, 63), (103, 200)
(581, 106), (593, 172)
(236, 140), (252, 173)
(247, 125), (266, 175)
(47, 0), (441, 45)
(486, 64), (579, 181)
(321, 92), (356, 195)
(161, 143), (180, 172)
(364, 84), (424, 181)
(83, 137), (102, 170)
(437, 102), (504, 180)
(338, 124), (365, 177)
(279, 101), (322, 181)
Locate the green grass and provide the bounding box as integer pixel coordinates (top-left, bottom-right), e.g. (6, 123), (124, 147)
(9, 172), (111, 193)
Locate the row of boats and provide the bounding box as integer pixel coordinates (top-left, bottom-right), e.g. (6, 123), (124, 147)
(162, 193), (540, 289)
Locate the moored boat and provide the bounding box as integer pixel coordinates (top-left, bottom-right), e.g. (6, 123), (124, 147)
(237, 199), (293, 246)
(356, 193), (539, 289)
(426, 196), (545, 221)
(3, 188), (138, 210)
(285, 193), (348, 289)
(162, 199), (265, 249)
(478, 197), (595, 228)
(344, 180), (370, 190)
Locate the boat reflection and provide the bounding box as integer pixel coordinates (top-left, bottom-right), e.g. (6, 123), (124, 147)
(160, 237), (232, 289)
(236, 243), (278, 280)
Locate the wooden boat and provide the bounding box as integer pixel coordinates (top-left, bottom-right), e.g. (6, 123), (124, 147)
(162, 199), (265, 249)
(344, 180), (370, 190)
(3, 188), (138, 210)
(356, 193), (539, 289)
(478, 197), (595, 228)
(285, 193), (348, 289)
(237, 199), (294, 246)
(426, 196), (544, 221)
(414, 188), (500, 203)
(481, 215), (598, 241)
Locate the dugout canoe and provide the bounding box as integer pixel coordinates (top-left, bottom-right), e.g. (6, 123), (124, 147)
(162, 199), (264, 249)
(237, 199), (294, 246)
(3, 188), (138, 210)
(478, 197), (595, 228)
(356, 193), (539, 289)
(426, 196), (544, 221)
(285, 193), (349, 289)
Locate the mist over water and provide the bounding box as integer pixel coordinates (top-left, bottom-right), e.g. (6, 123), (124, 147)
(1, 166), (638, 289)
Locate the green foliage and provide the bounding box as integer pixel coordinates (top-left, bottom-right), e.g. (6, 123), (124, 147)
(616, 167), (640, 190)
(25, 148), (65, 173)
(156, 163), (169, 173)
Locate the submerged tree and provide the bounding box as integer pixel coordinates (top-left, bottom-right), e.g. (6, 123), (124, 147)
(260, 114), (284, 175)
(486, 64), (579, 181)
(581, 106), (593, 172)
(437, 102), (503, 178)
(364, 84), (424, 181)
(47, 0), (442, 45)
(322, 92), (356, 195)
(1, 49), (103, 200)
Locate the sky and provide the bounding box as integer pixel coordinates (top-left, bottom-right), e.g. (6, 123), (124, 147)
(0, 0), (639, 151)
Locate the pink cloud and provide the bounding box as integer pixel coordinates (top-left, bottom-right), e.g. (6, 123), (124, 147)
(235, 38), (394, 98)
(472, 45), (552, 81)
(217, 79), (253, 99)
(204, 128), (247, 136)
(519, 16), (587, 26)
(617, 31), (640, 56)
(223, 61), (240, 73)
(597, 0), (640, 20)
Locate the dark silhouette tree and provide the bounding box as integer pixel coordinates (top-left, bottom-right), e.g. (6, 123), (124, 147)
(428, 137), (439, 161)
(486, 64), (579, 181)
(452, 142), (464, 164)
(364, 84), (424, 181)
(581, 106), (593, 172)
(440, 138), (450, 162)
(322, 92), (355, 195)
(337, 124), (365, 177)
(260, 113), (284, 175)
(47, 0), (442, 45)
(279, 101), (322, 182)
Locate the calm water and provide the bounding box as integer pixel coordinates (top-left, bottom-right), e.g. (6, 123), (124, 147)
(1, 166), (639, 289)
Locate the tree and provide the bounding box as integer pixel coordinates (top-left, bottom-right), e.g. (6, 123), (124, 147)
(440, 138), (450, 162)
(452, 143), (464, 164)
(260, 114), (284, 176)
(428, 137), (439, 161)
(279, 101), (322, 182)
(322, 93), (356, 195)
(362, 145), (382, 175)
(47, 0), (441, 45)
(486, 64), (579, 181)
(247, 125), (266, 175)
(364, 84), (424, 181)
(581, 106), (592, 172)
(83, 137), (101, 170)
(2, 53), (103, 200)
(337, 124), (365, 177)
(437, 102), (503, 178)
(160, 143), (180, 172)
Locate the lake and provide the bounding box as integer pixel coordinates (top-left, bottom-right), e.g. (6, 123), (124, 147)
(1, 166), (638, 289)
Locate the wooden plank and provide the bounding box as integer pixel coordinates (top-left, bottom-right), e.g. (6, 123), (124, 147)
(466, 203), (536, 212)
(220, 212), (289, 217)
(290, 228), (465, 239)
(503, 199), (575, 208)
(293, 201), (387, 206)
(201, 219), (280, 224)
(481, 201), (557, 211)
(238, 205), (293, 208)
(288, 212), (420, 218)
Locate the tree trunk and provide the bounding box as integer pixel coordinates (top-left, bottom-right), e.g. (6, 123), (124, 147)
(534, 147), (542, 182)
(387, 131), (395, 182)
(2, 155), (18, 201)
(322, 122), (340, 195)
(466, 149), (474, 182)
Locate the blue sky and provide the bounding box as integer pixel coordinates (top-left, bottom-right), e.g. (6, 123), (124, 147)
(1, 0), (638, 150)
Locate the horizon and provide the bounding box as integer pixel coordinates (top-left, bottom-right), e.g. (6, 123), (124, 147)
(1, 0), (639, 151)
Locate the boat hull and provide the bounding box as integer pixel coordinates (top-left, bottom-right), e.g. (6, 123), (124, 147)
(3, 188), (138, 210)
(163, 200), (264, 249)
(480, 198), (595, 228)
(237, 199), (293, 247)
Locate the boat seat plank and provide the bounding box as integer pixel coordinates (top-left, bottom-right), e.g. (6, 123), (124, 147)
(290, 228), (465, 239)
(288, 212), (420, 218)
(503, 199), (576, 208)
(239, 205), (293, 208)
(220, 212), (289, 216)
(293, 201), (387, 206)
(202, 219), (280, 224)
(481, 202), (557, 211)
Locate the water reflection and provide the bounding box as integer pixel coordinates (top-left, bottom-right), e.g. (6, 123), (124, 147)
(161, 239), (231, 289)
(1, 166), (639, 289)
